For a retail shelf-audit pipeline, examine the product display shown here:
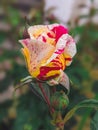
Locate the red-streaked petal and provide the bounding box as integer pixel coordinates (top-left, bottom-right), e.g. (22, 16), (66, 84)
(37, 66), (60, 81)
(47, 70), (70, 92)
(28, 24), (56, 45)
(37, 54), (65, 81)
(19, 39), (55, 77)
(51, 25), (68, 42)
(45, 34), (68, 64)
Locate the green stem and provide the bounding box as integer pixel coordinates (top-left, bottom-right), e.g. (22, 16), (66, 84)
(52, 111), (64, 130)
(38, 82), (54, 114)
(55, 127), (64, 130)
(77, 108), (92, 130)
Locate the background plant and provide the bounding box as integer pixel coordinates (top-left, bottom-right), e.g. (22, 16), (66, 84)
(0, 0), (98, 130)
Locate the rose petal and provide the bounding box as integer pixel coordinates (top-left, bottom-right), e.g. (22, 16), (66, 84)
(28, 25), (48, 39)
(51, 25), (68, 42)
(59, 71), (70, 93)
(19, 39), (30, 47)
(28, 24), (56, 45)
(45, 34), (68, 64)
(37, 54), (65, 81)
(64, 34), (77, 58)
(19, 39), (55, 77)
(47, 70), (70, 93)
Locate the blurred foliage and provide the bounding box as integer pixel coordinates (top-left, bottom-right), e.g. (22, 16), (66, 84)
(90, 111), (98, 130)
(0, 0), (98, 130)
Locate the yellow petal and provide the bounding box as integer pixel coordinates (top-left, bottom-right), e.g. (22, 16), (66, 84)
(28, 25), (48, 39)
(19, 39), (55, 78)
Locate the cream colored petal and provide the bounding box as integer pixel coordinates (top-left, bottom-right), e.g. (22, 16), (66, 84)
(64, 34), (77, 58)
(19, 39), (55, 71)
(28, 24), (59, 39)
(28, 25), (48, 39)
(59, 71), (70, 92)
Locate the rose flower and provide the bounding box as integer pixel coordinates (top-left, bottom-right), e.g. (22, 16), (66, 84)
(19, 24), (76, 88)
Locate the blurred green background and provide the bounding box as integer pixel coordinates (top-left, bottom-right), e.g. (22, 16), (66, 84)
(0, 0), (98, 130)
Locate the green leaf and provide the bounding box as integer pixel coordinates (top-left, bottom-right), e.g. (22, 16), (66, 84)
(30, 82), (50, 103)
(77, 99), (98, 108)
(13, 91), (53, 130)
(64, 99), (98, 123)
(90, 111), (98, 130)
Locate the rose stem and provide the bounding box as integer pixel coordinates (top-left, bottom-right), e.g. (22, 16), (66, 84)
(38, 82), (54, 114)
